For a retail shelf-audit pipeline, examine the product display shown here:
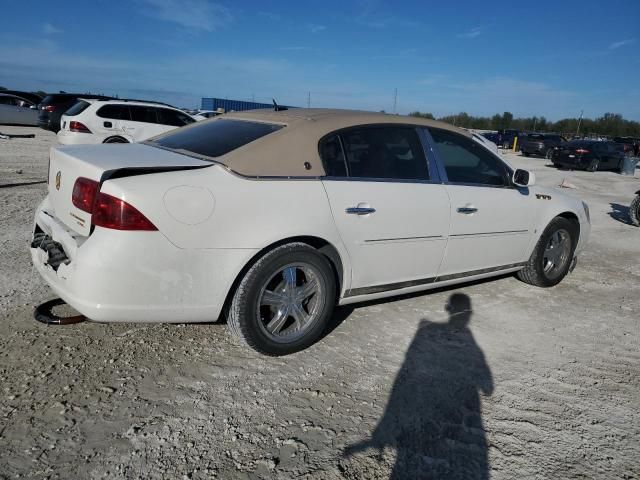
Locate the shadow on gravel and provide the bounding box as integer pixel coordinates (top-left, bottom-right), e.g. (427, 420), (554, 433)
(344, 293), (493, 479)
(609, 202), (633, 225)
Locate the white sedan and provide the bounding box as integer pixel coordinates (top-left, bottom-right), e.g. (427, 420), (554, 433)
(31, 109), (590, 355)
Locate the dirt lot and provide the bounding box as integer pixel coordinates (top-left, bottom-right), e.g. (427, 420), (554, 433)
(1, 126), (639, 479)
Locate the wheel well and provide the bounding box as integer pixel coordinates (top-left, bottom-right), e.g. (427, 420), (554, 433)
(103, 136), (128, 143)
(220, 236), (345, 320)
(557, 211), (580, 242)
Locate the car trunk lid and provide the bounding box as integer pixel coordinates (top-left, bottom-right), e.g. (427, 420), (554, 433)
(47, 143), (211, 236)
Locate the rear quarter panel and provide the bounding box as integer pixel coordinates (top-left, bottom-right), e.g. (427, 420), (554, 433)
(100, 165), (352, 284)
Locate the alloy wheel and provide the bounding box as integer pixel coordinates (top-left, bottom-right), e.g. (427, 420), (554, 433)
(256, 263), (325, 343)
(542, 229), (571, 280)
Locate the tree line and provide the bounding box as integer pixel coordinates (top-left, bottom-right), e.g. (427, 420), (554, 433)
(409, 111), (640, 138)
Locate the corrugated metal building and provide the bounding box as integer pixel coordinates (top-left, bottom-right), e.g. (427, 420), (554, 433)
(201, 97), (296, 112)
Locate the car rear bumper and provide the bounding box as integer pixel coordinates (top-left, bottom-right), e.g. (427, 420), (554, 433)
(31, 197), (257, 323)
(57, 129), (104, 145)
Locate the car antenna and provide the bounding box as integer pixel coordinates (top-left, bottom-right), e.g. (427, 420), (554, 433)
(272, 99), (288, 112)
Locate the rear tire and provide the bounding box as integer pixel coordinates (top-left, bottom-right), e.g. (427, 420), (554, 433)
(630, 195), (640, 227)
(227, 243), (336, 356)
(522, 151), (530, 157)
(517, 217), (578, 287)
(588, 159), (599, 172)
(104, 136), (128, 144)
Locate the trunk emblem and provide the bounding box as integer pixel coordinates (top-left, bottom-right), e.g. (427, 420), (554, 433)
(55, 171), (61, 190)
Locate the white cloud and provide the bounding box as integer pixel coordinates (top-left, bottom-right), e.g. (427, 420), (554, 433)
(138, 0), (232, 31)
(308, 24), (326, 33)
(609, 38), (636, 50)
(43, 23), (62, 35)
(457, 26), (482, 39)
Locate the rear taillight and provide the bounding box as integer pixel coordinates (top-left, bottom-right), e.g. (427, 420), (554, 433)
(71, 178), (156, 231)
(72, 177), (99, 213)
(575, 149), (590, 154)
(43, 105), (56, 112)
(69, 121), (91, 133)
(92, 193), (157, 231)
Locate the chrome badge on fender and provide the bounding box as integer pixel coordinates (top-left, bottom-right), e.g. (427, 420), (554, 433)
(55, 171), (61, 190)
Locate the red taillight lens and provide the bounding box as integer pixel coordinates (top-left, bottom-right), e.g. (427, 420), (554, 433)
(92, 192), (157, 231)
(72, 177), (99, 213)
(69, 121), (91, 133)
(43, 105), (56, 112)
(575, 149), (590, 154)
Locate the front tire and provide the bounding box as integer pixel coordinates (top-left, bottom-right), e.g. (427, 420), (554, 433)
(227, 243), (336, 356)
(588, 159), (599, 172)
(630, 195), (640, 227)
(517, 217), (578, 287)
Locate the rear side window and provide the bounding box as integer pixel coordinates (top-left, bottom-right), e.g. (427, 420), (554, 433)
(65, 100), (91, 116)
(157, 108), (194, 127)
(97, 105), (131, 120)
(429, 128), (510, 186)
(151, 119), (284, 158)
(130, 106), (158, 124)
(320, 127), (429, 181)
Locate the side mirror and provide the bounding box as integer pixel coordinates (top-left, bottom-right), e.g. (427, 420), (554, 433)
(513, 168), (535, 187)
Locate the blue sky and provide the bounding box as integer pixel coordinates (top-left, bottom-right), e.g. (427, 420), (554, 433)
(1, 0), (639, 120)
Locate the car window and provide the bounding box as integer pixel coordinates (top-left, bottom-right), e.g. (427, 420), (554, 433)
(157, 108), (194, 127)
(65, 100), (91, 116)
(334, 127), (429, 180)
(319, 134), (348, 177)
(429, 128), (510, 186)
(97, 105), (131, 120)
(150, 119), (284, 159)
(130, 106), (158, 124)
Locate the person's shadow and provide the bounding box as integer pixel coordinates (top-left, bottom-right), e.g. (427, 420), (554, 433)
(344, 293), (493, 479)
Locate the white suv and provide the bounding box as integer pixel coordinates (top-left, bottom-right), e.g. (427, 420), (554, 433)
(57, 99), (197, 145)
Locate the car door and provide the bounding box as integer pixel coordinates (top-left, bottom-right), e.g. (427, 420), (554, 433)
(156, 107), (195, 135)
(95, 104), (131, 138)
(320, 126), (450, 295)
(427, 127), (536, 277)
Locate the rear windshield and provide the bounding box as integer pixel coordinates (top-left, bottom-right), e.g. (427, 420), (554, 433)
(150, 119), (284, 159)
(65, 100), (91, 116)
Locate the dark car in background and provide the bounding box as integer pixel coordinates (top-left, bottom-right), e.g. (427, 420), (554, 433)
(0, 91), (43, 126)
(491, 129), (527, 149)
(552, 140), (626, 172)
(520, 133), (568, 159)
(38, 93), (113, 132)
(613, 137), (640, 157)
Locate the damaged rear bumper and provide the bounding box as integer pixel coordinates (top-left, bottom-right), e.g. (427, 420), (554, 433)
(30, 197), (256, 323)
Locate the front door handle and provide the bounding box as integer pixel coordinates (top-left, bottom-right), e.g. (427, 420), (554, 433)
(457, 206), (478, 214)
(346, 206), (376, 215)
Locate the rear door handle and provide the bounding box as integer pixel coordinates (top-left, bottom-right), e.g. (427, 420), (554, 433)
(346, 207), (376, 215)
(457, 206), (478, 214)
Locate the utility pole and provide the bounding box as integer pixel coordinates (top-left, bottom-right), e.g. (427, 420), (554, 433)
(533, 117), (537, 132)
(392, 88), (398, 114)
(307, 91), (311, 108)
(576, 109), (584, 137)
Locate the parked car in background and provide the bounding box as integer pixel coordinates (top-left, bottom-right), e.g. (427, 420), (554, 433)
(520, 133), (568, 159)
(32, 109), (590, 355)
(481, 131), (501, 145)
(0, 92), (43, 126)
(57, 99), (197, 144)
(613, 137), (640, 157)
(552, 140), (626, 172)
(38, 93), (113, 132)
(471, 132), (498, 154)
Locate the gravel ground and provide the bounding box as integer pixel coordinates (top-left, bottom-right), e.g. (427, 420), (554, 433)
(1, 126), (639, 479)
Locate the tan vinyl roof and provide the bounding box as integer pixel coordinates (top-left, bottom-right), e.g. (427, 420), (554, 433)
(214, 108), (470, 177)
